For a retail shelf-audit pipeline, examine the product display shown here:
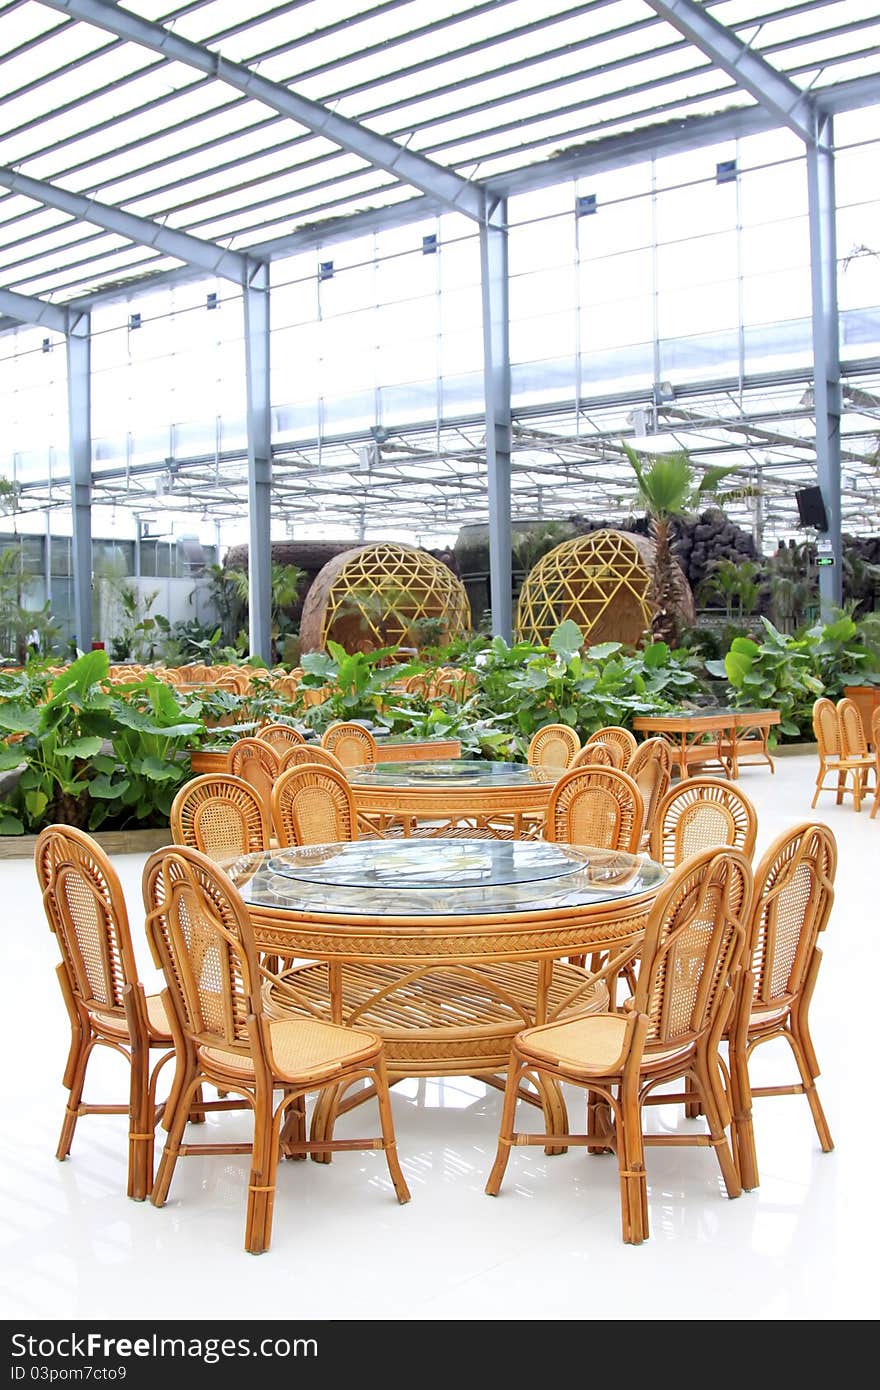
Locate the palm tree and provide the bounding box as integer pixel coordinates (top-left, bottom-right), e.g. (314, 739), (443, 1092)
(622, 443), (744, 645)
(698, 558), (764, 622)
(228, 562), (306, 660)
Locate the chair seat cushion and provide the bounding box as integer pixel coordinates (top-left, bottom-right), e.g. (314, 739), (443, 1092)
(518, 1013), (694, 1075)
(91, 993), (171, 1042)
(200, 1017), (381, 1083)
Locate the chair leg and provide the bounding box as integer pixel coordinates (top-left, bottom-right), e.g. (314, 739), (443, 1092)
(587, 1088), (613, 1154)
(618, 1077), (648, 1245)
(533, 1072), (569, 1156)
(694, 1051), (741, 1200)
(788, 1021), (834, 1153)
(151, 1069), (200, 1208)
(309, 1081), (343, 1164)
(728, 1044), (759, 1191)
(245, 1096), (279, 1255)
(56, 1032), (92, 1162)
(485, 1058), (527, 1196)
(373, 1056), (411, 1204)
(126, 1048), (153, 1203)
(279, 1092), (307, 1160)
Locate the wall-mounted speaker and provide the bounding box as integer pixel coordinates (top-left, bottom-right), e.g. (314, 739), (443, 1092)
(795, 486), (828, 530)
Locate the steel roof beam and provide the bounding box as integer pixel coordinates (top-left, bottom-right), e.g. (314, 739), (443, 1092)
(0, 166), (251, 283)
(643, 0), (816, 143)
(37, 0), (486, 222)
(0, 286), (69, 334)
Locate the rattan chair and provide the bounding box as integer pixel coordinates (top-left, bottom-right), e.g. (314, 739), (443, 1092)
(650, 777), (757, 870)
(871, 707), (880, 819)
(321, 721), (378, 767)
(271, 763), (360, 847)
(836, 696), (876, 811)
(35, 825), (176, 1201)
(278, 742), (346, 774)
(543, 766), (645, 854)
(628, 738), (672, 850)
(729, 822), (837, 1190)
(584, 726), (638, 769)
(170, 774), (270, 859)
(144, 845), (410, 1253)
(258, 723), (305, 754)
(486, 846), (752, 1243)
(527, 724), (581, 769)
(227, 737), (281, 807)
(570, 742), (615, 769)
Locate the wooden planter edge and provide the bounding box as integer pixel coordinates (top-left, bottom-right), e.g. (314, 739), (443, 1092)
(0, 826), (172, 861)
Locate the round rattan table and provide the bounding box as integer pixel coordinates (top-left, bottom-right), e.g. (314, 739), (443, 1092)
(347, 758), (562, 837)
(222, 837), (667, 1148)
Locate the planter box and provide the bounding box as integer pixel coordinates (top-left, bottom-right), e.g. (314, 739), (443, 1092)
(844, 686), (880, 747)
(190, 735), (462, 776)
(0, 826), (172, 861)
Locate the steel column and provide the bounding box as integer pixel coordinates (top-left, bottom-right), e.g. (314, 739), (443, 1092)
(480, 194), (512, 640)
(807, 112), (843, 615)
(66, 311), (92, 652)
(243, 262), (272, 663)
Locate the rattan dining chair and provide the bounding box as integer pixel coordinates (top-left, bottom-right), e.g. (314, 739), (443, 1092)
(570, 742), (616, 769)
(543, 766), (645, 854)
(650, 777), (757, 870)
(143, 845), (410, 1253)
(278, 742), (346, 774)
(835, 696), (876, 811)
(271, 763), (360, 848)
(170, 774), (271, 859)
(584, 726), (638, 769)
(871, 707), (880, 818)
(728, 822), (837, 1190)
(321, 722), (378, 767)
(227, 737), (281, 807)
(35, 825), (176, 1201)
(258, 723), (306, 754)
(526, 724), (581, 769)
(486, 846), (752, 1243)
(628, 738), (672, 850)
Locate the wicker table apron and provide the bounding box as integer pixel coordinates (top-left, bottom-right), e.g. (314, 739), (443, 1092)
(348, 758), (561, 838)
(223, 838), (666, 1146)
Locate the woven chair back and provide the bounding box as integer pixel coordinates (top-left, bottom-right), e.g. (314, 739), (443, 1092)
(544, 766), (644, 853)
(278, 743), (346, 773)
(584, 726), (638, 768)
(747, 822), (836, 1012)
(258, 723), (305, 753)
(271, 764), (359, 848)
(635, 846), (752, 1051)
(651, 777), (757, 869)
(170, 774), (270, 860)
(570, 742), (615, 769)
(812, 698), (840, 758)
(143, 845), (257, 1056)
(527, 724), (581, 769)
(321, 722), (378, 767)
(35, 825), (138, 1019)
(227, 737), (281, 805)
(873, 706), (880, 753)
(837, 697), (868, 758)
(628, 738), (672, 836)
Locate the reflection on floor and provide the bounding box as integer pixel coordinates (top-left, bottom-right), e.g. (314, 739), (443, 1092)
(1, 753), (876, 1320)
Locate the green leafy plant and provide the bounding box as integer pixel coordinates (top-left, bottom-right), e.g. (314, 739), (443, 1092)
(0, 650), (203, 833)
(623, 443), (745, 646)
(298, 641), (416, 727)
(0, 548), (60, 663)
(698, 558), (764, 622)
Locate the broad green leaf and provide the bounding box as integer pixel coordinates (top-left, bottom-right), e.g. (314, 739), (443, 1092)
(89, 773), (131, 799)
(49, 648), (109, 697)
(585, 642), (622, 662)
(725, 650), (753, 687)
(0, 813), (24, 835)
(804, 674), (825, 694)
(642, 642), (669, 669)
(549, 620), (583, 662)
(0, 704), (40, 735)
(730, 636), (760, 657)
(25, 790), (48, 818)
(0, 745), (26, 771)
(135, 757), (178, 782)
(54, 736), (104, 760)
(823, 617), (857, 643)
(704, 660), (728, 679)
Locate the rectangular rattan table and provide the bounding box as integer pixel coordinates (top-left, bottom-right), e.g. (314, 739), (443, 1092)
(632, 709), (780, 780)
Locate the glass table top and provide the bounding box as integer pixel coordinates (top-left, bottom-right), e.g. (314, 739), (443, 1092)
(636, 708), (775, 721)
(224, 838), (667, 919)
(347, 759), (560, 788)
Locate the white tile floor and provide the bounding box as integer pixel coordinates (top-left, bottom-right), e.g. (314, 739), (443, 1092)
(1, 753), (877, 1321)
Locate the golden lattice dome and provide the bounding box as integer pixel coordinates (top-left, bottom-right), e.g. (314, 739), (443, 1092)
(516, 528), (693, 648)
(299, 542), (471, 653)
